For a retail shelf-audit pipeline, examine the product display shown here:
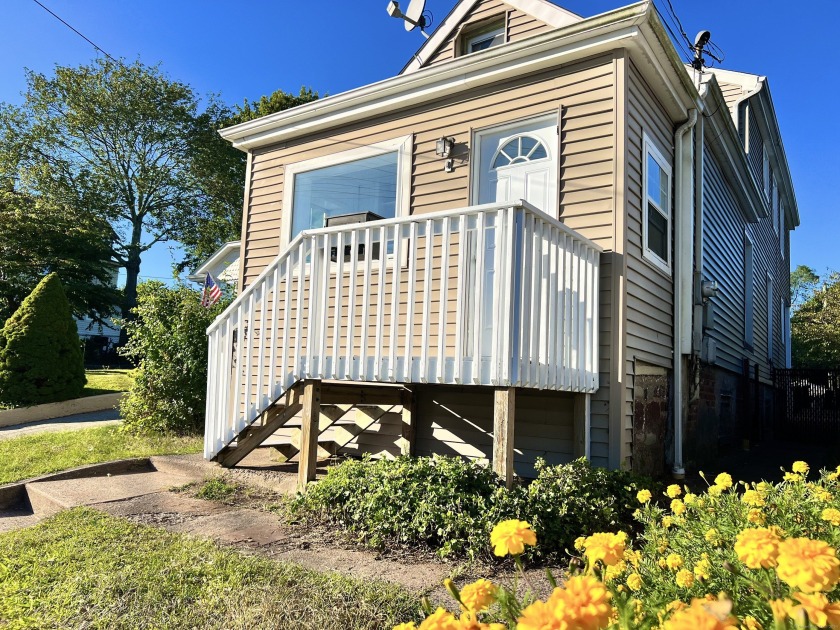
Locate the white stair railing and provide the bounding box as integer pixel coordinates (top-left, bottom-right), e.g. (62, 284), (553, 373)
(204, 200), (602, 460)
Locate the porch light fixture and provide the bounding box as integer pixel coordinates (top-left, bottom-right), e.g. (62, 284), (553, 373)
(435, 136), (455, 158)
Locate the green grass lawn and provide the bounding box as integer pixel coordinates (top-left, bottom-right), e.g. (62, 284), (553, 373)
(0, 508), (420, 629)
(0, 426), (202, 485)
(81, 368), (134, 397)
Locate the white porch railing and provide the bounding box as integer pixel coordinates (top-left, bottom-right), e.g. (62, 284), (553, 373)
(204, 200), (602, 460)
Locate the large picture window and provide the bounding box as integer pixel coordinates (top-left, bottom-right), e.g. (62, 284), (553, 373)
(642, 135), (672, 273)
(291, 153), (397, 238)
(281, 136), (412, 249)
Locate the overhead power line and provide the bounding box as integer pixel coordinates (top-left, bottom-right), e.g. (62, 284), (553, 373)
(31, 0), (118, 63)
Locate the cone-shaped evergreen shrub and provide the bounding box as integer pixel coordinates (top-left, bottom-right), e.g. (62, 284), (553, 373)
(0, 273), (86, 406)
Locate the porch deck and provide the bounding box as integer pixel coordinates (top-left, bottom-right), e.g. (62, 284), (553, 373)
(204, 200), (602, 479)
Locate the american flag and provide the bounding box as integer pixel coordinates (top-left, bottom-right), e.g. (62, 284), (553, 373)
(201, 273), (222, 307)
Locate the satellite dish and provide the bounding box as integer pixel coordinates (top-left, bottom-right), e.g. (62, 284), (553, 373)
(403, 0), (426, 32)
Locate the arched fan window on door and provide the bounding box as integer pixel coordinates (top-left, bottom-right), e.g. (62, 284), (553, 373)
(491, 135), (549, 168)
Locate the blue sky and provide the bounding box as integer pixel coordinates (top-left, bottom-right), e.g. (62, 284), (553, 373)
(1, 0), (838, 286)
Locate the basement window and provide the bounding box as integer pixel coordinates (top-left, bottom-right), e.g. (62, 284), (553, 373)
(642, 134), (672, 274)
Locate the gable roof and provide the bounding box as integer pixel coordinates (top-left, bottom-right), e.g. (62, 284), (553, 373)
(400, 0), (582, 74)
(186, 241), (241, 284)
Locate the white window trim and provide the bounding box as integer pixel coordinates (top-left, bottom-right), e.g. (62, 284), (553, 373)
(280, 134), (413, 251)
(642, 133), (673, 275)
(465, 25), (506, 54)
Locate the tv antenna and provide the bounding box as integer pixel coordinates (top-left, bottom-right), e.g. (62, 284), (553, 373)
(386, 0), (432, 38)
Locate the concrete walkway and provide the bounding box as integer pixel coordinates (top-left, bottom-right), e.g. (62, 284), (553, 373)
(0, 408), (121, 440)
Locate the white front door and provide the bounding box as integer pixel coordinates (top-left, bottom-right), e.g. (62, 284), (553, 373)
(475, 116), (558, 216)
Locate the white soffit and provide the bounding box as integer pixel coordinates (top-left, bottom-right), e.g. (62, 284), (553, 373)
(401, 0), (583, 75)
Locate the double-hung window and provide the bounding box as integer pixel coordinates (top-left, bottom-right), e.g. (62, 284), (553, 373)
(281, 136), (412, 250)
(642, 135), (672, 273)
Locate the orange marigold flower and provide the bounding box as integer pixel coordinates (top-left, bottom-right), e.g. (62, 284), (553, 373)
(734, 528), (781, 569)
(549, 575), (613, 630)
(662, 598), (739, 630)
(490, 520), (537, 557)
(776, 537), (840, 592)
(515, 600), (564, 630)
(822, 508), (840, 527)
(582, 532), (627, 567)
(458, 579), (498, 613)
(419, 608), (459, 630)
(789, 592), (840, 629)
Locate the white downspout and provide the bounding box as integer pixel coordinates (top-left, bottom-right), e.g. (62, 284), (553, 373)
(672, 108), (698, 479)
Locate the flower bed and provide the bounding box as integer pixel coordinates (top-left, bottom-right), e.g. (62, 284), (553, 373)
(394, 460), (840, 629)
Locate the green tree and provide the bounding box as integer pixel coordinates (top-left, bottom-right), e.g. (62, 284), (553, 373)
(790, 264), (820, 310)
(176, 87), (320, 272)
(0, 186), (118, 325)
(0, 59), (200, 339)
(0, 273), (85, 406)
(119, 281), (228, 433)
(791, 272), (840, 368)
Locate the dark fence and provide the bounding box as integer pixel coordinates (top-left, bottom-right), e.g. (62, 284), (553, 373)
(773, 368), (840, 443)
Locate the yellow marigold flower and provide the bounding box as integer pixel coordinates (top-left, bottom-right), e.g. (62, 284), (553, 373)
(705, 528), (721, 544)
(637, 489), (652, 503)
(684, 492), (698, 505)
(746, 509), (766, 525)
(658, 538), (670, 554)
(741, 490), (765, 507)
(419, 608), (459, 630)
(769, 599), (791, 624)
(624, 548), (642, 568)
(756, 481), (772, 494)
(694, 555), (712, 581)
(574, 536), (586, 551)
(582, 531), (627, 567)
(515, 600), (562, 630)
(666, 553), (683, 570)
(604, 560), (626, 583)
(784, 472), (803, 483)
(548, 575), (613, 630)
(792, 461), (809, 474)
(715, 473), (733, 489)
(458, 579), (498, 613)
(675, 569), (695, 588)
(666, 484), (682, 498)
(394, 624), (417, 630)
(627, 572), (643, 591)
(490, 520), (537, 557)
(670, 499), (686, 515)
(708, 485), (724, 497)
(662, 516), (674, 529)
(776, 537), (840, 592)
(740, 615), (763, 630)
(456, 612), (505, 630)
(814, 488), (833, 502)
(734, 527), (781, 569)
(827, 471), (839, 482)
(662, 598), (739, 630)
(823, 508), (840, 526)
(789, 592), (840, 629)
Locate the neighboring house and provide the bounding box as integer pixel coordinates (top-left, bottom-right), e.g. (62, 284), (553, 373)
(187, 241), (241, 292)
(204, 0), (798, 484)
(76, 264), (121, 345)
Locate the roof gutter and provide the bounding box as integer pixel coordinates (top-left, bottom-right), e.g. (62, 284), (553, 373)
(220, 2), (673, 151)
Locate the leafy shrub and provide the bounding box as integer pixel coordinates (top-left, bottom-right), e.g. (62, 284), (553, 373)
(601, 462), (840, 628)
(119, 281), (227, 433)
(524, 458), (650, 560)
(291, 455), (649, 560)
(0, 273), (85, 406)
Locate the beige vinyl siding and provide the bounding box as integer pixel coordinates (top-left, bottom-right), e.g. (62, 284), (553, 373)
(241, 56), (616, 286)
(702, 130), (788, 384)
(414, 385), (576, 477)
(424, 0), (552, 67)
(622, 61), (675, 467)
